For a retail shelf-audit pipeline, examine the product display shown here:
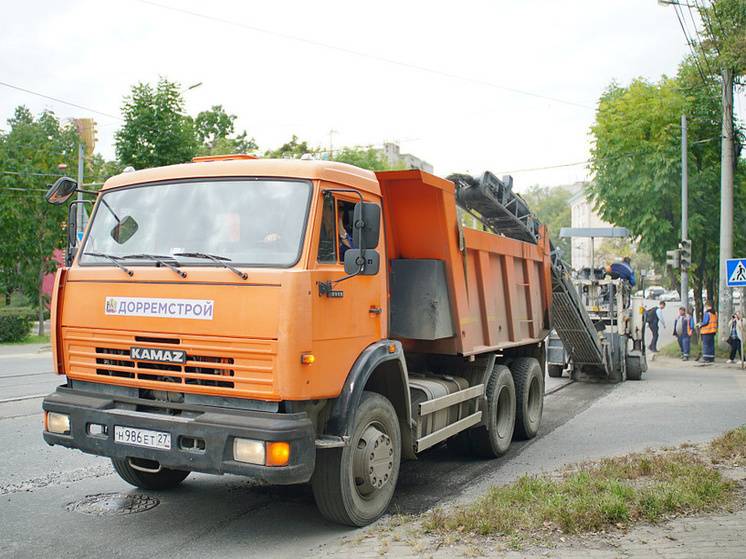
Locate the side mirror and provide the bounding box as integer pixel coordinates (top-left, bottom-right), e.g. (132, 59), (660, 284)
(45, 177), (78, 205)
(344, 249), (380, 276)
(352, 202), (381, 249)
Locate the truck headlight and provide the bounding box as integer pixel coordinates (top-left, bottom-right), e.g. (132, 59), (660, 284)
(233, 438), (265, 465)
(45, 412), (70, 434)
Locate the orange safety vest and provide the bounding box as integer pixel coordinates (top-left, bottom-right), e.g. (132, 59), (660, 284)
(701, 311), (718, 335)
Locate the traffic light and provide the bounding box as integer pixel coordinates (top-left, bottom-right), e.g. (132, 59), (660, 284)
(679, 239), (692, 268)
(666, 248), (680, 269)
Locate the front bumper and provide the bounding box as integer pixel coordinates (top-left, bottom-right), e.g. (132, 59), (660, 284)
(42, 384), (315, 485)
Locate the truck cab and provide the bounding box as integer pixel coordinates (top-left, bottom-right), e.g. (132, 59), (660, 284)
(43, 157), (551, 526)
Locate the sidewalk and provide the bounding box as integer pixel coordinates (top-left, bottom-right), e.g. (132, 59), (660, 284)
(314, 507), (746, 558)
(0, 342), (51, 357)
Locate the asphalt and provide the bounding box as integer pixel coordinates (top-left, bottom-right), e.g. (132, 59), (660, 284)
(1, 349), (745, 559)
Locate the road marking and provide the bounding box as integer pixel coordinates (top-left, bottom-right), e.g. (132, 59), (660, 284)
(0, 393), (47, 404)
(0, 352), (51, 360)
(0, 371), (55, 379)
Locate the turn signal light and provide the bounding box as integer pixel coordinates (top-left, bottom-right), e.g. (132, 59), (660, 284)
(388, 343), (397, 354)
(300, 352), (315, 365)
(266, 441), (290, 467)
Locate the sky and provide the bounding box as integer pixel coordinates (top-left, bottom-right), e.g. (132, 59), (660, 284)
(1, 0), (737, 190)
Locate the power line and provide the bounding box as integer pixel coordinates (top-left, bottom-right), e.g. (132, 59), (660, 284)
(0, 170), (63, 178)
(673, 3), (709, 83)
(132, 0), (595, 111)
(0, 80), (121, 120)
(685, 3), (716, 76)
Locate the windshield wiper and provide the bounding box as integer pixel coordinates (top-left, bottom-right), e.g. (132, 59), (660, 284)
(122, 254), (187, 278)
(83, 252), (134, 277)
(173, 252), (248, 280)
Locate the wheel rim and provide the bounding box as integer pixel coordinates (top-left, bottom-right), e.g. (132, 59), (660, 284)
(495, 385), (512, 438)
(352, 421), (394, 498)
(527, 376), (541, 423)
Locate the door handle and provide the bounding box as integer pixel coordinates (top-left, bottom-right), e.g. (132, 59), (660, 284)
(368, 306), (383, 315)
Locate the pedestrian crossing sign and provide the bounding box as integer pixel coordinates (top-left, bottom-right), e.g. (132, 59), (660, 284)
(727, 258), (746, 287)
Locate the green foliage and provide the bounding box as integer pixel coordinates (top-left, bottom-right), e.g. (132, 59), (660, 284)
(195, 105), (257, 156)
(0, 307), (33, 342)
(0, 106), (77, 328)
(424, 449), (733, 540)
(115, 78), (198, 169)
(588, 64), (745, 310)
(697, 0), (746, 74)
(264, 135), (312, 159)
(520, 185), (572, 258)
(332, 147), (390, 171)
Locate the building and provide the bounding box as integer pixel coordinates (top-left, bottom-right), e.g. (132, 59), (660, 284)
(380, 142), (433, 173)
(567, 182), (616, 270)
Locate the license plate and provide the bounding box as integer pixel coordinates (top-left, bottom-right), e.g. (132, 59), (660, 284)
(114, 426), (171, 450)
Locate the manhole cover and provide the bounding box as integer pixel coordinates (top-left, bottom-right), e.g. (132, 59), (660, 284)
(66, 492), (159, 516)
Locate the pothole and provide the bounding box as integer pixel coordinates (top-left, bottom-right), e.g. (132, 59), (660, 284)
(66, 492), (160, 516)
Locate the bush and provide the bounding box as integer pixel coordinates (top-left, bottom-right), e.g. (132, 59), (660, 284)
(0, 307), (34, 343)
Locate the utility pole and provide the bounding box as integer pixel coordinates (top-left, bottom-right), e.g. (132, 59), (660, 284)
(328, 129), (338, 157)
(681, 114), (688, 309)
(76, 140), (84, 238)
(718, 68), (734, 342)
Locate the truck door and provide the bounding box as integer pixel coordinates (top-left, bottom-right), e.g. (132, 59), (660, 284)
(310, 191), (386, 396)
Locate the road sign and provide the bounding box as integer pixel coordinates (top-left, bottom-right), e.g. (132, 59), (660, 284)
(726, 258), (746, 287)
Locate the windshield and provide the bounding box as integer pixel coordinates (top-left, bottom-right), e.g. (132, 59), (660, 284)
(80, 179), (311, 267)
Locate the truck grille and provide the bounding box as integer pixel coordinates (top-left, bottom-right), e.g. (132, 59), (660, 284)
(63, 328), (276, 398)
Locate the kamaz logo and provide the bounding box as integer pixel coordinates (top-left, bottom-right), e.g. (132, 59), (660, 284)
(130, 347), (187, 364)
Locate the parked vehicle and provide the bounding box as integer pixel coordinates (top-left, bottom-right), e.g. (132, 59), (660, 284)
(40, 158), (601, 526)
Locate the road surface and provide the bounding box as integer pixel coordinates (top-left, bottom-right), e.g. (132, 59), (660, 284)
(1, 347), (745, 559)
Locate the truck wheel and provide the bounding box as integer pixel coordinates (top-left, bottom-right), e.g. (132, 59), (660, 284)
(626, 354), (644, 380)
(547, 364), (564, 378)
(460, 365), (516, 458)
(312, 391), (401, 527)
(112, 458), (189, 490)
(510, 357), (544, 440)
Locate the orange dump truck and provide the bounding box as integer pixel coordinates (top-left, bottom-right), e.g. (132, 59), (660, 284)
(42, 157), (552, 526)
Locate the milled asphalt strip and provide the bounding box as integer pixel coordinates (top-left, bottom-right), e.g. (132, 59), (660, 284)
(0, 393), (47, 404)
(545, 378), (574, 396)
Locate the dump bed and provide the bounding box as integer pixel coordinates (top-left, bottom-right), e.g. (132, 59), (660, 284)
(377, 170), (553, 356)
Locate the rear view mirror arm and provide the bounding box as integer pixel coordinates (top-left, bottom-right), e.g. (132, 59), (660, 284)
(319, 188), (366, 286)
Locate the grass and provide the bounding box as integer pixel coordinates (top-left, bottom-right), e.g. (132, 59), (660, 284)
(0, 334), (50, 346)
(423, 449), (736, 541)
(659, 340), (732, 360)
(710, 425), (746, 466)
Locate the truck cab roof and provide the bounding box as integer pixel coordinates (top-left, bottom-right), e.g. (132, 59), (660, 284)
(102, 158), (382, 196)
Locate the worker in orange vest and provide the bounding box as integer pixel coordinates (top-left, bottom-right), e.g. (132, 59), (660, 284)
(698, 302), (718, 364)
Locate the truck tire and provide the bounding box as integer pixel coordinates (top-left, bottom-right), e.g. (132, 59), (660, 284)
(626, 354), (644, 380)
(547, 364), (564, 378)
(111, 458), (189, 490)
(312, 391), (401, 527)
(510, 357), (544, 440)
(451, 365), (516, 458)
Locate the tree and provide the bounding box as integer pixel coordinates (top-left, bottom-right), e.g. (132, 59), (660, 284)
(195, 105), (257, 156)
(115, 78), (198, 169)
(332, 146), (390, 171)
(0, 107), (77, 332)
(520, 185), (572, 258)
(264, 135), (313, 159)
(588, 63), (745, 317)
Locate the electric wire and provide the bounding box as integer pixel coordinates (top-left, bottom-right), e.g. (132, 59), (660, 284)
(0, 80), (121, 120)
(131, 0), (595, 111)
(673, 2), (709, 83)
